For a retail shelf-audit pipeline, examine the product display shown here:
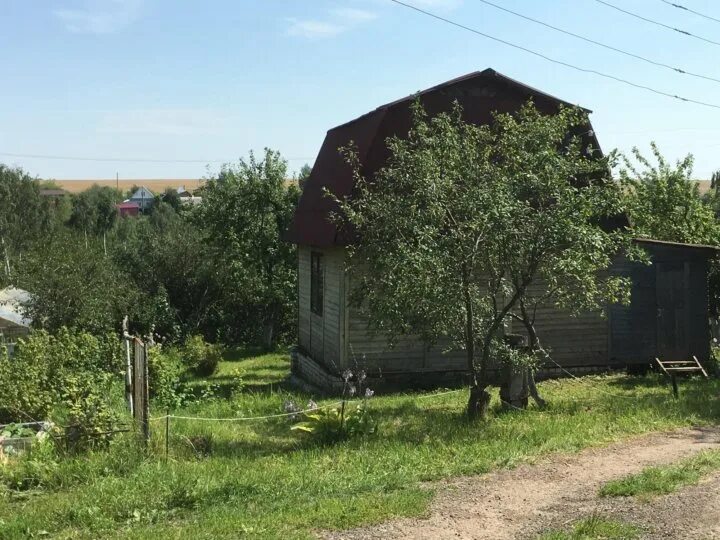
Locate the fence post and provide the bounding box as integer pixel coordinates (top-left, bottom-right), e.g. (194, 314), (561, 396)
(122, 316), (133, 416)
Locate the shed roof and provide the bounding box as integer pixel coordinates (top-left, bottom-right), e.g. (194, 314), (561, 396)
(634, 237), (719, 253)
(286, 68), (600, 246)
(0, 287), (32, 328)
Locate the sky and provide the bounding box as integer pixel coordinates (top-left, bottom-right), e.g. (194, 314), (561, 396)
(2, 0), (720, 180)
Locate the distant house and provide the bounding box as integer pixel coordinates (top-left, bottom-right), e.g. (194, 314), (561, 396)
(129, 186), (155, 212)
(117, 201), (140, 217)
(175, 186), (202, 206)
(0, 287), (32, 350)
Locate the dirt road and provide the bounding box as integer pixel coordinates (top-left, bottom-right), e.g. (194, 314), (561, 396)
(326, 427), (720, 540)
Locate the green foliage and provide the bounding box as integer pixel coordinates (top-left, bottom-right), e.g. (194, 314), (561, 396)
(291, 402), (377, 443)
(539, 515), (641, 540)
(0, 328), (124, 449)
(336, 101), (630, 403)
(599, 449), (720, 498)
(110, 210), (214, 341)
(619, 143), (719, 245)
(182, 335), (221, 377)
(13, 230), (138, 334)
(68, 185), (121, 238)
(147, 345), (187, 409)
(0, 165), (60, 280)
(194, 149), (300, 347)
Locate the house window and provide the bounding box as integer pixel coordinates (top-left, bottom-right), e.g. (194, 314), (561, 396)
(311, 252), (324, 316)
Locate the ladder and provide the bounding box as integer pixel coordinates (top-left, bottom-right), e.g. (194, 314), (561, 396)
(655, 356), (708, 398)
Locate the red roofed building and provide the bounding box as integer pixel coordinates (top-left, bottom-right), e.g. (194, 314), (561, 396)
(117, 201), (140, 217)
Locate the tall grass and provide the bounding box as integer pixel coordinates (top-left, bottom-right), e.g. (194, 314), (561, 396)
(1, 351), (718, 539)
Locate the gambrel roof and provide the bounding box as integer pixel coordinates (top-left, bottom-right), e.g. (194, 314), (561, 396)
(286, 68), (601, 247)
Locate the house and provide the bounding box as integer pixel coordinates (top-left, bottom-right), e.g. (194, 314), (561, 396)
(117, 201), (140, 217)
(129, 186), (155, 212)
(286, 68), (717, 391)
(0, 287), (32, 352)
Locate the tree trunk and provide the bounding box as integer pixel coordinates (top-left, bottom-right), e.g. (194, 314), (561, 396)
(262, 320), (275, 350)
(519, 300), (547, 408)
(1, 236), (10, 277)
(467, 384), (491, 420)
(461, 263), (491, 420)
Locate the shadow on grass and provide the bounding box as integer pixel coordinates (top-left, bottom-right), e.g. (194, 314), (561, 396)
(222, 346), (289, 363)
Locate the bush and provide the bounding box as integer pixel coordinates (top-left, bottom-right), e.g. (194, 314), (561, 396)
(148, 345), (187, 409)
(0, 328), (125, 450)
(182, 335), (221, 377)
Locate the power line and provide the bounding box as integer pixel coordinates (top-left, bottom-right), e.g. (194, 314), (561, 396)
(478, 0), (720, 85)
(0, 152), (315, 163)
(595, 0), (720, 47)
(660, 0), (720, 25)
(388, 0), (720, 110)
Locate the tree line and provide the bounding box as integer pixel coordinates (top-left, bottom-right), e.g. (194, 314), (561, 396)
(0, 150), (303, 348)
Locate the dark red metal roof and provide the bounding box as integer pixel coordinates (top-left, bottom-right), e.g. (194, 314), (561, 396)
(286, 68), (601, 246)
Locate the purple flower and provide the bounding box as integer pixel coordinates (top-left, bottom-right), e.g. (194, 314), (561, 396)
(348, 384), (356, 397)
(342, 369), (353, 382)
(357, 370), (367, 383)
(364, 388), (374, 398)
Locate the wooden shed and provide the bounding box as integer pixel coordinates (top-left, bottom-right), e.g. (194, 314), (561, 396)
(286, 69), (716, 391)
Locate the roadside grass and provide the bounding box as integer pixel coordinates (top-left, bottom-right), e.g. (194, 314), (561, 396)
(539, 515), (641, 539)
(599, 449), (720, 499)
(1, 353), (719, 539)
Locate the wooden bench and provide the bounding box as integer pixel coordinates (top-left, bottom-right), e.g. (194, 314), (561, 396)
(655, 356), (708, 398)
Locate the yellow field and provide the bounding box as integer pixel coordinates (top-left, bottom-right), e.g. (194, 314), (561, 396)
(53, 179), (204, 194)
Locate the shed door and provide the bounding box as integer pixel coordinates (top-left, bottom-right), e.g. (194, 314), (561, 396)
(656, 262), (689, 361)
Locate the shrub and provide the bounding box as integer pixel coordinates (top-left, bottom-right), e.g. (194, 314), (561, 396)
(147, 346), (187, 409)
(0, 328), (125, 450)
(182, 335), (221, 377)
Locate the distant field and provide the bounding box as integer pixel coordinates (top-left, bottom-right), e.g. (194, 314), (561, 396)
(52, 178), (204, 194)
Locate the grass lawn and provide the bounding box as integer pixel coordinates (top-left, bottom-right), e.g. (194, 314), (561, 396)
(538, 515), (641, 540)
(1, 351), (719, 539)
(599, 449), (720, 499)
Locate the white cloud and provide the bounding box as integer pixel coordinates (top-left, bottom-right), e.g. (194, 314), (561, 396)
(54, 0), (142, 35)
(331, 8), (378, 23)
(96, 109), (229, 136)
(287, 5), (378, 39)
(286, 19), (346, 39)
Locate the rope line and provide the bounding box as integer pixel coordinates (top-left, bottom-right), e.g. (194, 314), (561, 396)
(150, 388), (467, 423)
(544, 357), (638, 399)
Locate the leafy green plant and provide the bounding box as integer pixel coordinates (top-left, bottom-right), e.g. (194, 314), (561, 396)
(0, 328), (126, 451)
(0, 424), (36, 438)
(148, 345), (188, 409)
(182, 335), (221, 377)
(291, 370), (377, 443)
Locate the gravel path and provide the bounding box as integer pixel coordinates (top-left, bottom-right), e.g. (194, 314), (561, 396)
(324, 426), (720, 540)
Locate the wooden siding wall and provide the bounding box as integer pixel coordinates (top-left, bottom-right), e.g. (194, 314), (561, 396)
(346, 303), (467, 373)
(298, 246), (346, 371)
(610, 246), (711, 363)
(513, 281), (609, 367)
